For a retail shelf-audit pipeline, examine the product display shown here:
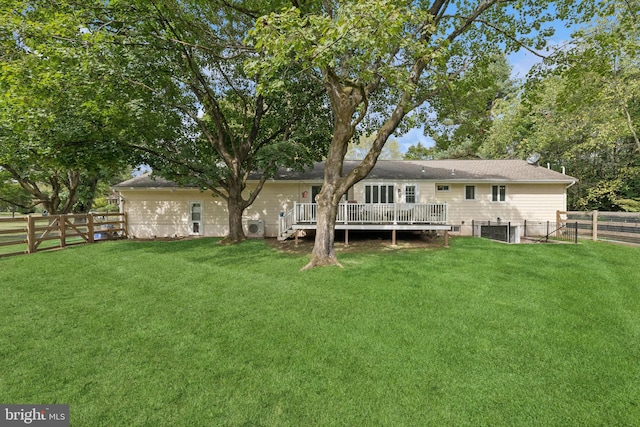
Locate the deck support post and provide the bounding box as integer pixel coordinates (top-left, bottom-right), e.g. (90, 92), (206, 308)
(294, 230), (299, 245)
(345, 229), (349, 246)
(444, 230), (449, 248)
(391, 229), (396, 246)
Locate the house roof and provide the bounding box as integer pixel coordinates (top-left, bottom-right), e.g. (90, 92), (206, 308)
(114, 159), (576, 189)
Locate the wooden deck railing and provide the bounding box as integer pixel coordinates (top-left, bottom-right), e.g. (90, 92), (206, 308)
(0, 212), (127, 258)
(279, 202), (448, 238)
(293, 202), (448, 224)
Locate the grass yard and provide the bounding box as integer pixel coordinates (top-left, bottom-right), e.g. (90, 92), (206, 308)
(0, 238), (638, 426)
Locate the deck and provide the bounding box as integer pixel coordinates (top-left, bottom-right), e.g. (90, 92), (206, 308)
(278, 202), (450, 240)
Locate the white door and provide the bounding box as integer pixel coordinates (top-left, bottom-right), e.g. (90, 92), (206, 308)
(189, 202), (202, 235)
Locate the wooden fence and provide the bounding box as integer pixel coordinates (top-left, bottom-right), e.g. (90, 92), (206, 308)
(558, 211), (640, 245)
(0, 212), (127, 258)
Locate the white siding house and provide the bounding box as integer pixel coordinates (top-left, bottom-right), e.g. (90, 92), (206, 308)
(113, 160), (576, 240)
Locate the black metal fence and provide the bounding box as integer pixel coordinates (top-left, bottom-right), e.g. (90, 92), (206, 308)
(472, 211), (640, 245)
(523, 220), (578, 243)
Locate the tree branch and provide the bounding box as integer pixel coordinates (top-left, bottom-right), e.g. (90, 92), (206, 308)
(243, 159), (277, 206)
(0, 196), (35, 211)
(475, 18), (549, 59)
(216, 0), (259, 19)
(149, 0), (235, 164)
(123, 142), (230, 201)
(447, 0), (499, 42)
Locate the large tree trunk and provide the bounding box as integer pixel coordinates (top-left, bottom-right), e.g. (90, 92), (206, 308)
(303, 78), (409, 269)
(222, 179), (248, 244)
(304, 185), (341, 269)
(303, 111), (353, 269)
(225, 198), (246, 244)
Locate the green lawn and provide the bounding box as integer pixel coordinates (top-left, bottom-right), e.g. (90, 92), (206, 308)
(0, 238), (638, 426)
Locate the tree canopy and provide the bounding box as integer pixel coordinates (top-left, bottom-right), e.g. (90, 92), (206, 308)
(2, 0), (331, 230)
(481, 0), (640, 210)
(422, 54), (517, 159)
(0, 0), (164, 213)
(87, 0), (332, 242)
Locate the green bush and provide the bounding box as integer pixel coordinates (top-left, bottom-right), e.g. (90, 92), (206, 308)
(615, 198), (640, 212)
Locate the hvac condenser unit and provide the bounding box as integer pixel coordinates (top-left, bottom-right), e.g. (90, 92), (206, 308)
(247, 219), (265, 238)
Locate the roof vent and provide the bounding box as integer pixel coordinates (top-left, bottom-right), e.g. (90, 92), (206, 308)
(451, 169), (455, 176)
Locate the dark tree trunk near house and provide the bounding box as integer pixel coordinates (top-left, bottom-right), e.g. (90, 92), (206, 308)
(221, 176), (245, 244)
(307, 186), (341, 267)
(224, 191), (248, 244)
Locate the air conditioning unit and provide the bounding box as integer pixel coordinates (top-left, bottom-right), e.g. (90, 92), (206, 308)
(247, 219), (265, 238)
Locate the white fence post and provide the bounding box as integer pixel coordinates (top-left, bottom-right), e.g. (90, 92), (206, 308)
(293, 202), (298, 225)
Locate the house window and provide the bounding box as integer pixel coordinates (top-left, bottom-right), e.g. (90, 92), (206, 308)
(404, 185), (416, 203)
(492, 185), (506, 202)
(436, 184), (450, 192)
(465, 185), (476, 200)
(189, 201), (203, 234)
(365, 185), (394, 204)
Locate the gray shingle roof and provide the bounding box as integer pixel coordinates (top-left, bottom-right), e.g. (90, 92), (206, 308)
(114, 159), (576, 188)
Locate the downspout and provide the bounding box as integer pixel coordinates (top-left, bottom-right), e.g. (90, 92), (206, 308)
(564, 180), (577, 211)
